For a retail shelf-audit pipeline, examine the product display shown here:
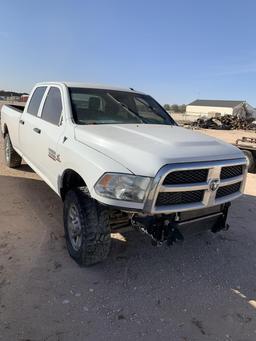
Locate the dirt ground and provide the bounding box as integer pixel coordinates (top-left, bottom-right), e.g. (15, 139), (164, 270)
(0, 131), (256, 341)
(200, 129), (256, 145)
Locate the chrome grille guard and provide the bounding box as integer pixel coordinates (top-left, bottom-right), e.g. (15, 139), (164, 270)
(144, 158), (247, 214)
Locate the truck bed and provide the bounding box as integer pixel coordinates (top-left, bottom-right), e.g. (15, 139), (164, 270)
(0, 104), (25, 148)
(4, 104), (25, 113)
(0, 103), (25, 120)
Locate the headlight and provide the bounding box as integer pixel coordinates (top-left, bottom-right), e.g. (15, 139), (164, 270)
(94, 173), (151, 202)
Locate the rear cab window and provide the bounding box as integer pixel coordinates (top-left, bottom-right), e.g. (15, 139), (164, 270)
(27, 86), (47, 116)
(41, 87), (63, 125)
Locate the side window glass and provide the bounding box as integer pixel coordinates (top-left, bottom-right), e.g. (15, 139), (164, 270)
(27, 87), (47, 116)
(41, 87), (62, 125)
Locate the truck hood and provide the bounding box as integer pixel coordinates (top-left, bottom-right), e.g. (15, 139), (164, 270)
(74, 124), (244, 176)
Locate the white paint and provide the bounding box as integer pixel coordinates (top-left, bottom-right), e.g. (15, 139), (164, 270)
(0, 82), (245, 213)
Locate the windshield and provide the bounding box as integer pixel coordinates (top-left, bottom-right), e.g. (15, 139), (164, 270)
(69, 87), (176, 125)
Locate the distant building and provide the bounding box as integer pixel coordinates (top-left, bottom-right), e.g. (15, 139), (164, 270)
(20, 94), (29, 102)
(6, 95), (21, 102)
(186, 99), (248, 117)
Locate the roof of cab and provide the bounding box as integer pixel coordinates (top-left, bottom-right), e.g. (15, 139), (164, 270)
(35, 81), (145, 94)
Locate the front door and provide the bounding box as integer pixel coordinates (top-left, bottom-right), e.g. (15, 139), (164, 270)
(34, 86), (66, 191)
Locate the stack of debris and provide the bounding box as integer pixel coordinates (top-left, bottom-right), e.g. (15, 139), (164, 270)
(192, 115), (256, 130)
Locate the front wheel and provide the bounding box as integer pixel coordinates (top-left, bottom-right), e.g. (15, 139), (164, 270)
(4, 133), (22, 168)
(63, 188), (111, 266)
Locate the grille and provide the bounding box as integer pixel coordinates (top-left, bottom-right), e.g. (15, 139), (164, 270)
(220, 165), (243, 179)
(151, 161), (245, 213)
(156, 190), (204, 206)
(163, 169), (208, 185)
(216, 182), (241, 198)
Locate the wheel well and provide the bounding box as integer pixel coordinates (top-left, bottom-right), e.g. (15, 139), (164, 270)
(251, 150), (256, 159)
(60, 169), (87, 200)
(3, 124), (8, 137)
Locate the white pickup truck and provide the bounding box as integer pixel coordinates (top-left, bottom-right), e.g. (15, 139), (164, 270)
(1, 82), (247, 266)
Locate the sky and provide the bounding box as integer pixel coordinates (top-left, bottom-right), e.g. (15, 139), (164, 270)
(0, 0), (256, 105)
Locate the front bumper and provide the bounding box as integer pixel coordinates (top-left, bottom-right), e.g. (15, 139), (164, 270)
(131, 203), (231, 245)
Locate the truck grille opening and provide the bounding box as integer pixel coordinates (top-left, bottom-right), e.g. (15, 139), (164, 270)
(220, 165), (243, 179)
(156, 190), (204, 206)
(151, 161), (245, 213)
(216, 182), (241, 198)
(163, 169), (208, 185)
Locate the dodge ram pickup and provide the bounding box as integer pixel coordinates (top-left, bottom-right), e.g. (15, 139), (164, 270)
(1, 82), (247, 266)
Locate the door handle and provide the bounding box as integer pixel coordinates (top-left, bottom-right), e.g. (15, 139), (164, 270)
(33, 128), (41, 134)
(19, 119), (25, 125)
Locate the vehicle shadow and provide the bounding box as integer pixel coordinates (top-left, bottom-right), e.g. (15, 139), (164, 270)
(1, 172), (256, 339)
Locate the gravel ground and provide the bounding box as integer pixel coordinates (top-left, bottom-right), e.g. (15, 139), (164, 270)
(0, 132), (256, 341)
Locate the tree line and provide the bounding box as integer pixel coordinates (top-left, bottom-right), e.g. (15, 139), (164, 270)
(163, 104), (186, 113)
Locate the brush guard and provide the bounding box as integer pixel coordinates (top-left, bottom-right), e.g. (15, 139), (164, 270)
(131, 203), (231, 246)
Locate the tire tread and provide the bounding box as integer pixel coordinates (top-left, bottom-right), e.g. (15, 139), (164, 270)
(64, 187), (111, 266)
(4, 134), (22, 168)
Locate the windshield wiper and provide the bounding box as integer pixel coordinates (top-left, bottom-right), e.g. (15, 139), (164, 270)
(135, 97), (172, 124)
(107, 93), (146, 123)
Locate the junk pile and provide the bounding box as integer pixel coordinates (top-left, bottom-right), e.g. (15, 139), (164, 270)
(189, 102), (256, 130)
(192, 115), (256, 130)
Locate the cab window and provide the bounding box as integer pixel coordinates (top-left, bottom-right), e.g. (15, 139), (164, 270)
(27, 86), (47, 116)
(41, 87), (63, 125)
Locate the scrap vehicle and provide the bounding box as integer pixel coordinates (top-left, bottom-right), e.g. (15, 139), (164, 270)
(235, 137), (256, 173)
(0, 82), (248, 266)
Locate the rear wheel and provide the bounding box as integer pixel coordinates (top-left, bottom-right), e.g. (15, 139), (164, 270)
(63, 187), (111, 266)
(4, 133), (22, 168)
(242, 150), (256, 173)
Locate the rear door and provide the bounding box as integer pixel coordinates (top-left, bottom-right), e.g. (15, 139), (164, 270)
(19, 86), (47, 168)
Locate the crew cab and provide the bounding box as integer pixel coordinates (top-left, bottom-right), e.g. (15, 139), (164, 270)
(1, 82), (247, 266)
